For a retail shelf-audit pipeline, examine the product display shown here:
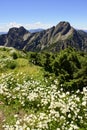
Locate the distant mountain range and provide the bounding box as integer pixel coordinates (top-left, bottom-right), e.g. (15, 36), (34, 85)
(0, 21), (87, 52)
(0, 32), (7, 35)
(84, 30), (87, 32)
(29, 28), (44, 33)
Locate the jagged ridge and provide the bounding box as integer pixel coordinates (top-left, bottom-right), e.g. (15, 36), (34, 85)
(0, 21), (87, 52)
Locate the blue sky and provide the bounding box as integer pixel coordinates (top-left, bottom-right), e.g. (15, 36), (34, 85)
(0, 0), (87, 31)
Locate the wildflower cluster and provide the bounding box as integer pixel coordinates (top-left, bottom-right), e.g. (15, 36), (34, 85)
(0, 73), (87, 130)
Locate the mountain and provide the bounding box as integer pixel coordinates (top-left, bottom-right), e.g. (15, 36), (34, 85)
(0, 26), (30, 49)
(0, 32), (7, 35)
(84, 30), (87, 32)
(29, 28), (44, 33)
(0, 21), (87, 52)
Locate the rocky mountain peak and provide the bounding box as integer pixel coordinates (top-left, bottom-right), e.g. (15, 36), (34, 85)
(0, 21), (87, 52)
(53, 21), (71, 36)
(57, 21), (70, 27)
(8, 26), (29, 36)
(18, 26), (29, 35)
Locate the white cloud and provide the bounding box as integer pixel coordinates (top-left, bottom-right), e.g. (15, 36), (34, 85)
(9, 22), (22, 28)
(0, 22), (22, 32)
(0, 22), (87, 32)
(0, 22), (52, 32)
(25, 22), (52, 30)
(72, 24), (87, 31)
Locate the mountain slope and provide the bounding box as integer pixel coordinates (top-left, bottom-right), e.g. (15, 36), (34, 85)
(0, 21), (87, 52)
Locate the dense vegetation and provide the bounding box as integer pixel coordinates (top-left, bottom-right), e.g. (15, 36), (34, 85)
(0, 47), (87, 130)
(29, 47), (87, 92)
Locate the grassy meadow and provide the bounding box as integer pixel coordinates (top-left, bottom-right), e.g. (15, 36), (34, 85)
(0, 46), (87, 130)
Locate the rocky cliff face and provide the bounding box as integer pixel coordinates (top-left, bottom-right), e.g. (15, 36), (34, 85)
(0, 21), (87, 52)
(0, 26), (30, 50)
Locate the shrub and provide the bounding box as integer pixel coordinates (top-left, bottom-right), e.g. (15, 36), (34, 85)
(11, 52), (18, 59)
(6, 60), (17, 69)
(29, 47), (87, 92)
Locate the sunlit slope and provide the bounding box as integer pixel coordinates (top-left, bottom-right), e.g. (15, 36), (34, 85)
(0, 46), (43, 80)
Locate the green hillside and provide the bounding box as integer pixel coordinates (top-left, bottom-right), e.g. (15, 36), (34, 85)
(0, 47), (43, 80)
(0, 47), (87, 130)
